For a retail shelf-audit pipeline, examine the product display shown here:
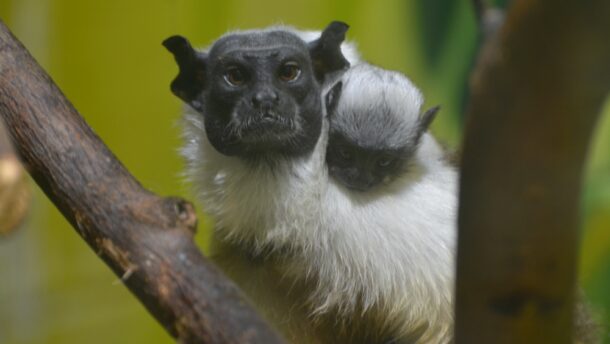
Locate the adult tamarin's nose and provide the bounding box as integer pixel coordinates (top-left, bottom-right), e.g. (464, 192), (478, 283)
(252, 89), (279, 108)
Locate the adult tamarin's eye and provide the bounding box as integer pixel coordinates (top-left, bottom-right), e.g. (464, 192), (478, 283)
(278, 61), (301, 82)
(224, 66), (247, 86)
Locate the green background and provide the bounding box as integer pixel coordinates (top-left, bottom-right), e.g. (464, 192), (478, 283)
(0, 0), (609, 343)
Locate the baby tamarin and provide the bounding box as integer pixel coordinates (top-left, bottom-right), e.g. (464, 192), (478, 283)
(325, 63), (440, 192)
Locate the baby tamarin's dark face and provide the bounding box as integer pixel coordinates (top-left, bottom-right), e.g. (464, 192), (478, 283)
(326, 131), (413, 191)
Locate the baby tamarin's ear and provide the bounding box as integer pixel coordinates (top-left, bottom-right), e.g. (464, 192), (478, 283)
(415, 105), (440, 142)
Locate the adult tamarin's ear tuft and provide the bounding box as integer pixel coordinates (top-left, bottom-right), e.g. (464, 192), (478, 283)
(308, 21), (350, 81)
(163, 35), (207, 110)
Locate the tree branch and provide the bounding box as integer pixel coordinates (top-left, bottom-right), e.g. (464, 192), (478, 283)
(457, 0), (610, 343)
(0, 20), (284, 344)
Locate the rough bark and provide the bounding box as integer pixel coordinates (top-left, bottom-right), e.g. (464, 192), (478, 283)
(456, 1), (610, 343)
(0, 20), (284, 344)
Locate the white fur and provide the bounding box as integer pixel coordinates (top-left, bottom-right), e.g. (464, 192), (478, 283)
(182, 121), (456, 343)
(331, 63), (426, 150)
(181, 28), (457, 343)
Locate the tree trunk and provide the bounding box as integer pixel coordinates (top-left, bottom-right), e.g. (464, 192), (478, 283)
(456, 1), (610, 343)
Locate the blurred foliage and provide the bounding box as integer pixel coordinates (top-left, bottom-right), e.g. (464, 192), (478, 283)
(0, 0), (608, 343)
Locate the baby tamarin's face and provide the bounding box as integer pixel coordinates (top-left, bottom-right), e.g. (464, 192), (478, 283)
(326, 131), (413, 191)
(324, 64), (439, 192)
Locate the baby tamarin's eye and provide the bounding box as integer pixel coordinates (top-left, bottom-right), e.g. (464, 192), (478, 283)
(224, 66), (247, 86)
(377, 156), (395, 168)
(278, 61), (301, 82)
(338, 147), (352, 161)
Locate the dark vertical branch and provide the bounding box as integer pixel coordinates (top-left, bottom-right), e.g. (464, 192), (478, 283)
(456, 1), (610, 343)
(0, 20), (284, 344)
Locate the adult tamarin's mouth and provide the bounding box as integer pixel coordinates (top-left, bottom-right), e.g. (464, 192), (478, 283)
(231, 114), (298, 144)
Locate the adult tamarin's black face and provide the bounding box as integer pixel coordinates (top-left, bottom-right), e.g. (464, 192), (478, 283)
(164, 22), (350, 159)
(203, 32), (321, 157)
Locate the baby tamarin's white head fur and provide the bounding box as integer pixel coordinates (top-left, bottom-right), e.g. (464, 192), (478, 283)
(331, 63), (425, 148)
(326, 63), (439, 191)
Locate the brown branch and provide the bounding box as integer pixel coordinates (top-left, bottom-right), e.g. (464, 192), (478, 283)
(0, 20), (284, 344)
(457, 0), (610, 343)
(0, 118), (30, 235)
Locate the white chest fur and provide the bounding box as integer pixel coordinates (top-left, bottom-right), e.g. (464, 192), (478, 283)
(182, 110), (457, 343)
